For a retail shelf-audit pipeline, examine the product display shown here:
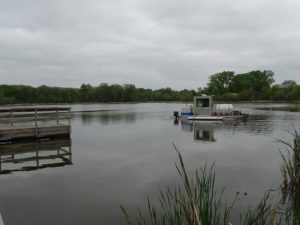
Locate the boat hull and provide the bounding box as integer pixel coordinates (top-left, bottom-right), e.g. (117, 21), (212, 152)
(188, 116), (224, 121)
(187, 114), (248, 121)
(222, 114), (248, 121)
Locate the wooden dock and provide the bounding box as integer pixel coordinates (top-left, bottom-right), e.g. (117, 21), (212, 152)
(0, 107), (71, 142)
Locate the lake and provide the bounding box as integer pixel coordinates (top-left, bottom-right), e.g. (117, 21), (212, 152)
(0, 103), (299, 225)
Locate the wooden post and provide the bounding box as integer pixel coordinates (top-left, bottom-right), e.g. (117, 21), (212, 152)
(36, 142), (39, 168)
(56, 109), (59, 125)
(35, 109), (38, 137)
(69, 138), (72, 162)
(68, 109), (71, 134)
(10, 110), (13, 127)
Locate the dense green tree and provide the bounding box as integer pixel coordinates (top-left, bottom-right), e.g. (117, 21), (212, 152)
(230, 74), (251, 93)
(110, 84), (124, 101)
(229, 70), (274, 94)
(136, 88), (153, 101)
(152, 88), (179, 101)
(79, 84), (94, 102)
(94, 83), (112, 102)
(281, 80), (297, 88)
(206, 71), (235, 95)
(249, 70), (274, 92)
(0, 90), (6, 104)
(122, 84), (137, 102)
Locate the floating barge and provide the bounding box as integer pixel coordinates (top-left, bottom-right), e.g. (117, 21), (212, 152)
(0, 107), (71, 142)
(174, 96), (248, 121)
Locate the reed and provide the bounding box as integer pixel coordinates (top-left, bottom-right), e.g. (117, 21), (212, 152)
(239, 192), (274, 225)
(278, 130), (300, 225)
(278, 130), (300, 192)
(121, 144), (277, 225)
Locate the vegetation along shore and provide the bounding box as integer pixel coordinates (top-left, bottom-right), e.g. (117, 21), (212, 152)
(0, 70), (299, 104)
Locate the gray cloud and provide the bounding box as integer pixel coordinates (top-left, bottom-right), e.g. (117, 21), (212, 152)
(0, 0), (299, 90)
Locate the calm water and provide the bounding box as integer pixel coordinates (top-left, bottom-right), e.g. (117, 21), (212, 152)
(0, 103), (299, 225)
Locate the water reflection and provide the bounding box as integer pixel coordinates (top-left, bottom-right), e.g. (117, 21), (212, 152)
(0, 138), (72, 174)
(222, 115), (273, 136)
(179, 120), (217, 142)
(73, 111), (137, 125)
(180, 119), (193, 132)
(193, 122), (216, 142)
(176, 115), (273, 142)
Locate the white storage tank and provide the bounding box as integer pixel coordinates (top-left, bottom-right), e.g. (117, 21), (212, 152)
(215, 104), (234, 112)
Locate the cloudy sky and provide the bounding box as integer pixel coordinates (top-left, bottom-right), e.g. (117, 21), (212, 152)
(0, 0), (299, 90)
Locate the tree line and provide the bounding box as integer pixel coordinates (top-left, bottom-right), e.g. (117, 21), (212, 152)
(0, 83), (197, 104)
(203, 70), (300, 101)
(0, 70), (299, 104)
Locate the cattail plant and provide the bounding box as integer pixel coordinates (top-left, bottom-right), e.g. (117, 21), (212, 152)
(278, 130), (300, 225)
(121, 144), (279, 225)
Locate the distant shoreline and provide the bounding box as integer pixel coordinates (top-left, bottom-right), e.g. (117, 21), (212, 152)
(0, 100), (299, 107)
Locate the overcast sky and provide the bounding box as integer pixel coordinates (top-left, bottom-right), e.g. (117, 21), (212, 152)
(0, 0), (299, 90)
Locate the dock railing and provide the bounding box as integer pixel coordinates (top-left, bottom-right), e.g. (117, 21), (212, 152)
(0, 107), (71, 141)
(0, 107), (71, 125)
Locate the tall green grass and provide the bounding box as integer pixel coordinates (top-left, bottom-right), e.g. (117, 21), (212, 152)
(278, 130), (300, 225)
(279, 130), (300, 192)
(121, 144), (277, 225)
